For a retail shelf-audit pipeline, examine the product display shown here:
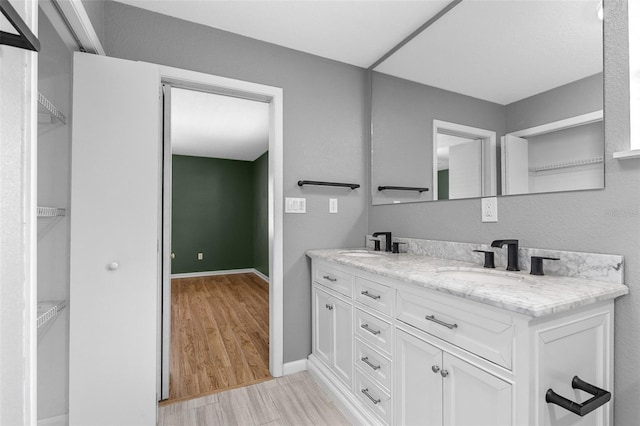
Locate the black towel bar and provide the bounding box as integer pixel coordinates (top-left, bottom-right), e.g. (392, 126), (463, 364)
(546, 376), (611, 417)
(298, 180), (360, 190)
(378, 186), (429, 193)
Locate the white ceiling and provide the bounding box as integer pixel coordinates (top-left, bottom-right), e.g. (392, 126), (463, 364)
(171, 88), (269, 161)
(376, 0), (603, 105)
(115, 0), (451, 68)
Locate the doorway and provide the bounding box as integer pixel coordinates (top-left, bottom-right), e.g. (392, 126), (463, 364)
(158, 65), (284, 403)
(161, 84), (274, 401)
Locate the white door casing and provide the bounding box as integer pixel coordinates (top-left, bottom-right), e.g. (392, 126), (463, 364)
(501, 134), (530, 195)
(69, 53), (161, 425)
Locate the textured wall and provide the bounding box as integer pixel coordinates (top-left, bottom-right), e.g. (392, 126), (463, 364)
(103, 1), (368, 362)
(370, 2), (639, 423)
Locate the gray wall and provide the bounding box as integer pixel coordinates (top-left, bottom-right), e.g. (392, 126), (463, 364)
(370, 2), (639, 424)
(506, 73), (604, 133)
(101, 1), (368, 363)
(81, 0), (106, 49)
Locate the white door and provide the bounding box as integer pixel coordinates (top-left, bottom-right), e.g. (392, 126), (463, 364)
(69, 53), (160, 425)
(395, 330), (443, 426)
(449, 139), (483, 199)
(443, 353), (512, 426)
(333, 296), (353, 387)
(313, 286), (334, 367)
(501, 134), (529, 195)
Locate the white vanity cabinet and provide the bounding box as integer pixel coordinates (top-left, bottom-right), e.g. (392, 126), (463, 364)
(307, 256), (618, 426)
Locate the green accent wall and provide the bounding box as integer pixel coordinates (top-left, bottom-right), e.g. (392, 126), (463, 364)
(438, 169), (449, 200)
(171, 154), (268, 275)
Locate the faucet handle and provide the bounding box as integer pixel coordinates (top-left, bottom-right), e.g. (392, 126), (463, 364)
(530, 256), (560, 276)
(392, 242), (406, 254)
(473, 250), (495, 268)
(369, 239), (381, 251)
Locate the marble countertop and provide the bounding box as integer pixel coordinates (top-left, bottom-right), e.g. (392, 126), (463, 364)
(306, 248), (629, 318)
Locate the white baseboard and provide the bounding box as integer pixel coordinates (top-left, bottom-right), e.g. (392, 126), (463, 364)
(282, 358), (308, 375)
(171, 268), (269, 281)
(38, 414), (68, 426)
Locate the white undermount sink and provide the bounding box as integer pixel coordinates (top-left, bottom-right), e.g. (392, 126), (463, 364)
(436, 268), (533, 285)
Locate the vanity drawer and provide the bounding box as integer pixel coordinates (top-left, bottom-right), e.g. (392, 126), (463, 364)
(314, 263), (353, 298)
(355, 277), (393, 317)
(396, 290), (514, 369)
(355, 338), (392, 391)
(355, 370), (392, 425)
(355, 308), (393, 356)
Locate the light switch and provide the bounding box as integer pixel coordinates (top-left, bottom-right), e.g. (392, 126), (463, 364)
(329, 198), (338, 213)
(197, 252), (204, 260)
(285, 197), (306, 213)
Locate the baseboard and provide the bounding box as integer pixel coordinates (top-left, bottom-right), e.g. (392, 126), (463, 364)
(283, 358), (308, 375)
(307, 355), (384, 426)
(38, 414), (68, 426)
(171, 268), (269, 281)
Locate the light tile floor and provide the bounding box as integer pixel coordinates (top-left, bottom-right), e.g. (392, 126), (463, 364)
(159, 372), (352, 426)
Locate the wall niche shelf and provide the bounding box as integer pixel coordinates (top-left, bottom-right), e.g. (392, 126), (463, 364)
(530, 156), (604, 172)
(38, 92), (66, 135)
(37, 300), (67, 341)
(37, 206), (66, 239)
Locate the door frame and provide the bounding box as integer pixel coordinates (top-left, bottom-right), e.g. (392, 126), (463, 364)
(157, 64), (285, 395)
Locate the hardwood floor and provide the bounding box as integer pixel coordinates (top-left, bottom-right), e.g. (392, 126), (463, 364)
(169, 273), (271, 401)
(159, 372), (351, 426)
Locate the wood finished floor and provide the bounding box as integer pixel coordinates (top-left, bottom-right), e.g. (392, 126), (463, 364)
(169, 273), (271, 401)
(159, 372), (351, 426)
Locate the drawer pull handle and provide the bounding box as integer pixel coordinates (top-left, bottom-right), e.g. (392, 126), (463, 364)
(361, 290), (381, 300)
(431, 365), (440, 374)
(325, 304), (333, 311)
(546, 376), (611, 417)
(425, 314), (458, 330)
(440, 369), (449, 378)
(322, 275), (337, 282)
(361, 388), (381, 405)
(361, 356), (381, 371)
(361, 323), (381, 335)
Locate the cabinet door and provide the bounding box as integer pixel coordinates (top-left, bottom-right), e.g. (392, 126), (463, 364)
(443, 353), (512, 426)
(333, 295), (353, 387)
(395, 330), (443, 426)
(313, 286), (334, 367)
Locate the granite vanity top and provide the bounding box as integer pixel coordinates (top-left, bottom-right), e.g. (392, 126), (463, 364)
(306, 248), (629, 318)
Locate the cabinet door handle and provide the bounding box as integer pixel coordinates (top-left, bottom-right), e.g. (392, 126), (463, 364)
(440, 369), (449, 378)
(325, 304), (333, 311)
(361, 356), (381, 371)
(322, 275), (337, 282)
(361, 323), (381, 335)
(425, 314), (458, 329)
(546, 376), (611, 417)
(361, 388), (381, 405)
(431, 365), (440, 374)
(360, 290), (381, 300)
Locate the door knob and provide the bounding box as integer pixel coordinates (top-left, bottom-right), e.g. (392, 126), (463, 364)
(107, 261), (119, 271)
(170, 253), (175, 259)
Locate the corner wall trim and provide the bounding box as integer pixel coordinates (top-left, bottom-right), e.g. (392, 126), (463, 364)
(283, 359), (308, 375)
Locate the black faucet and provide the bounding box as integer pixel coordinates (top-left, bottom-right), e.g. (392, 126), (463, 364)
(491, 239), (520, 271)
(372, 232), (392, 252)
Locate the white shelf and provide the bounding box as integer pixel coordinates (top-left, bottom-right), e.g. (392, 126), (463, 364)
(37, 206), (66, 239)
(37, 300), (67, 341)
(38, 92), (66, 135)
(613, 149), (640, 160)
(530, 156), (604, 172)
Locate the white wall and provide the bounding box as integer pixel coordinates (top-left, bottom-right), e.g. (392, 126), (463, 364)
(0, 0), (38, 424)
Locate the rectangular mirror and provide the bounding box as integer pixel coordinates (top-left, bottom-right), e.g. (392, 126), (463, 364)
(371, 0), (604, 205)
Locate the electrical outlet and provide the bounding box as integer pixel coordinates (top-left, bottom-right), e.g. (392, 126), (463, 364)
(482, 197), (498, 223)
(197, 252), (203, 260)
(329, 198), (338, 213)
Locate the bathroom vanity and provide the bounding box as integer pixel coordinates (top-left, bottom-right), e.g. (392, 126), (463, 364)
(306, 240), (627, 426)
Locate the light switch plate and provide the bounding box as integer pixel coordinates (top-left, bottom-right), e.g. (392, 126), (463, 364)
(329, 198), (338, 213)
(482, 197), (498, 222)
(285, 197), (306, 213)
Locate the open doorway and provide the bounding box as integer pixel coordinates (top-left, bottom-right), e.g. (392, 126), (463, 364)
(161, 86), (271, 402)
